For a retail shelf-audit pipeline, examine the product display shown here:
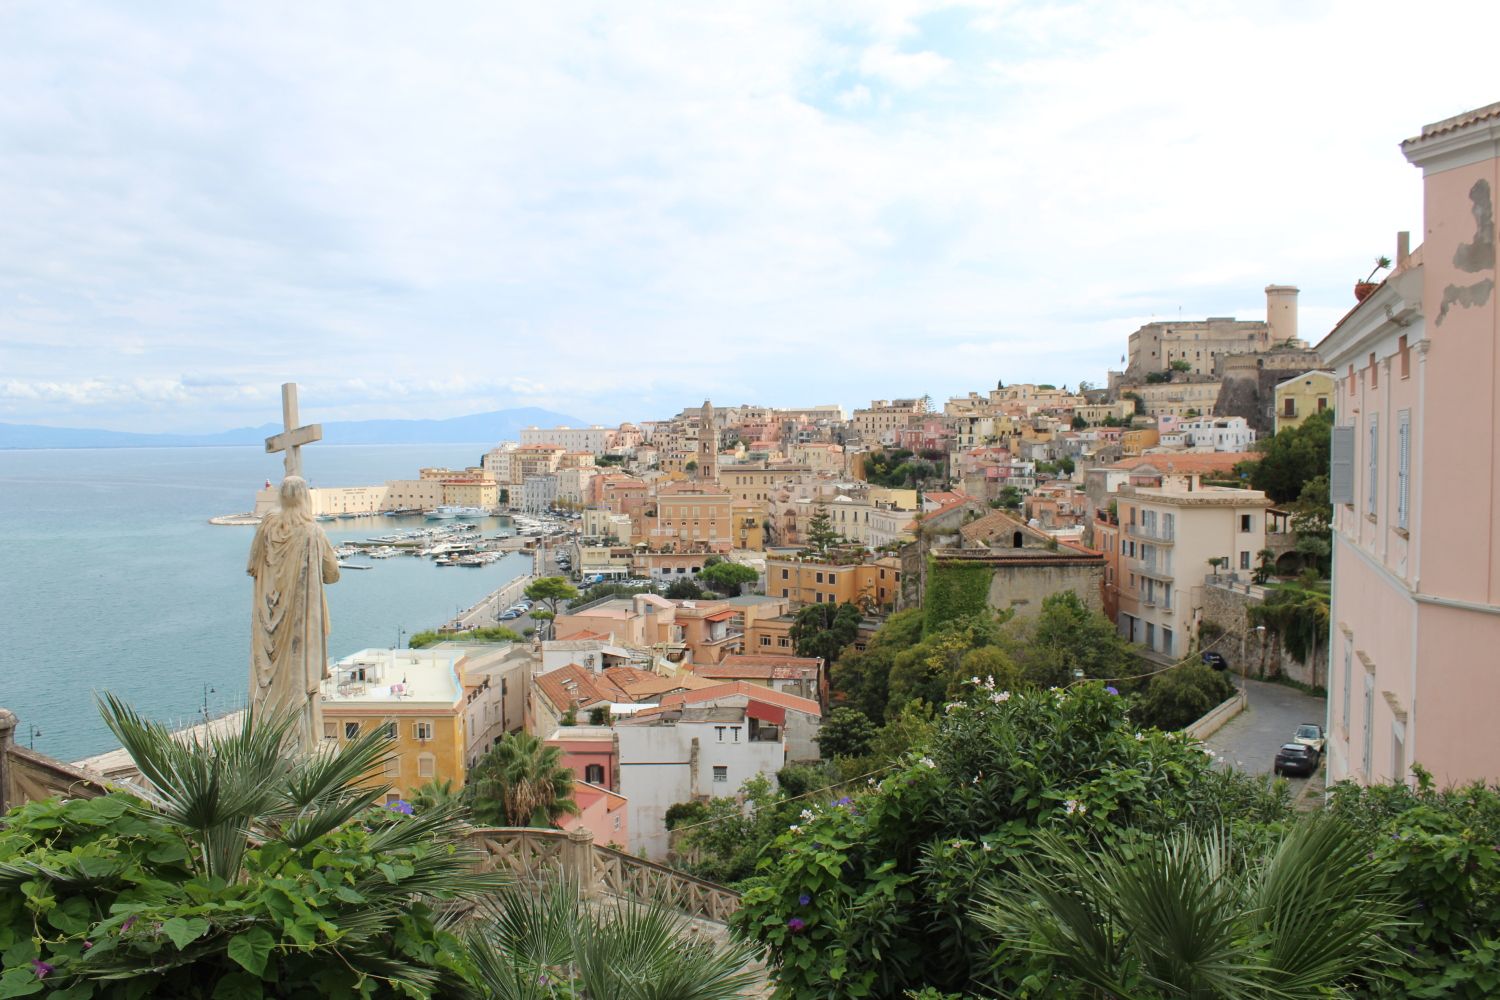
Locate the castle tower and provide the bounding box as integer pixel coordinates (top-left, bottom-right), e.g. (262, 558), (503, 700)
(696, 400), (718, 482)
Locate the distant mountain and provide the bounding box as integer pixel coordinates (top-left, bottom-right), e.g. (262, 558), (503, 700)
(0, 407), (589, 450)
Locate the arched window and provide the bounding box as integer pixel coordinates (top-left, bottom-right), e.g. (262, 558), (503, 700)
(1012, 531), (1024, 549)
(585, 764), (605, 785)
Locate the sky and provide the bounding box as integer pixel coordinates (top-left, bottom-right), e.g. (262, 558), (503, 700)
(2, 1), (1498, 433)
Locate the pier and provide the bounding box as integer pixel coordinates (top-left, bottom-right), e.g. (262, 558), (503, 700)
(446, 569), (536, 631)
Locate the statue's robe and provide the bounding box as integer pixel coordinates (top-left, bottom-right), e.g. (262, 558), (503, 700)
(247, 506), (340, 750)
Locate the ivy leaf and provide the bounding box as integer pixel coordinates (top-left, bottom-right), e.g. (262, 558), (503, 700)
(212, 972), (264, 1000)
(67, 797), (130, 825)
(46, 896), (92, 935)
(227, 927), (274, 976)
(0, 967), (46, 999)
(164, 916), (211, 949)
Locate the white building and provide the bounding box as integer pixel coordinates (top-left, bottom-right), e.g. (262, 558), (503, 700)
(519, 426), (617, 454)
(1175, 416), (1255, 452)
(614, 702), (789, 859)
(522, 474), (558, 513)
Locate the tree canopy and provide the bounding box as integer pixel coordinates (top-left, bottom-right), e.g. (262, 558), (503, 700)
(701, 561), (759, 595)
(465, 732), (578, 827)
(524, 575), (578, 614)
(1239, 408), (1334, 504)
(789, 601), (861, 663)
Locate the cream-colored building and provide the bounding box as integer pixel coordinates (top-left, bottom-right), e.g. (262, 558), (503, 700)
(1119, 378), (1224, 419)
(850, 398), (926, 443)
(1074, 400), (1137, 425)
(520, 426), (617, 453)
(720, 465), (811, 503)
(1113, 484), (1271, 659)
(650, 482), (733, 552)
(582, 508), (633, 543)
(1273, 370), (1335, 432)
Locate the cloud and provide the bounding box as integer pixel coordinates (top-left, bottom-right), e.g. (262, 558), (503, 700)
(858, 44), (952, 88)
(2, 1), (1499, 432)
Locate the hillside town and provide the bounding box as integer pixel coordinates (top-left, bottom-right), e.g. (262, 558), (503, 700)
(5, 78), (1500, 999)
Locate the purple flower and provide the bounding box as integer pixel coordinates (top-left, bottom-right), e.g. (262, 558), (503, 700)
(82, 940), (93, 951)
(388, 799), (414, 815)
(31, 960), (53, 979)
(1105, 686), (1120, 696)
(121, 915), (137, 933)
(786, 917), (806, 933)
(834, 796), (852, 807)
(538, 973), (550, 985)
(798, 894), (811, 906)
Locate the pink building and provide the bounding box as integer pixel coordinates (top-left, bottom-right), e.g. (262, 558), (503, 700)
(1321, 101), (1500, 787)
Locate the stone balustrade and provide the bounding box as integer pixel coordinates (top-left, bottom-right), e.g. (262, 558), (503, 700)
(0, 708), (110, 813)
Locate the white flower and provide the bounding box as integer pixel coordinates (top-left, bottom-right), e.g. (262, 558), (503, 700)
(990, 691), (1011, 704)
(1064, 799), (1087, 816)
(867, 777), (877, 786)
(984, 675), (996, 690)
(981, 841), (993, 852)
(788, 824), (801, 833)
(1134, 731), (1145, 741)
(970, 675), (981, 685)
(800, 808), (815, 821)
(918, 756), (936, 769)
(971, 774), (980, 784)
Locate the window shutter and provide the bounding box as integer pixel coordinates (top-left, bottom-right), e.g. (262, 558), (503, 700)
(1366, 415), (1379, 516)
(1397, 411), (1411, 530)
(1330, 426), (1355, 503)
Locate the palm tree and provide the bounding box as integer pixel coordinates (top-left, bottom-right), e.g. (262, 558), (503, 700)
(466, 732), (579, 827)
(980, 815), (1400, 999)
(464, 878), (761, 999)
(412, 777), (463, 813)
(53, 695), (504, 992)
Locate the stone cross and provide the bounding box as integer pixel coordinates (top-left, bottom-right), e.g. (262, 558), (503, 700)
(265, 382), (322, 479)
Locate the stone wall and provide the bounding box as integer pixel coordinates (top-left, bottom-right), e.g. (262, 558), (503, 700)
(1199, 581), (1326, 687)
(986, 560), (1104, 618)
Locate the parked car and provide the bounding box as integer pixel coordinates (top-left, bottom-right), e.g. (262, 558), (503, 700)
(1273, 743), (1320, 777)
(1202, 650), (1229, 671)
(1293, 723), (1326, 755)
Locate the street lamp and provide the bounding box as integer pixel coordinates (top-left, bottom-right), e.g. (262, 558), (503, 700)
(396, 627), (406, 649)
(27, 724), (42, 750)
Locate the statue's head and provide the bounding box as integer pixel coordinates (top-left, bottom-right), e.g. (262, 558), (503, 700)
(278, 476), (313, 521)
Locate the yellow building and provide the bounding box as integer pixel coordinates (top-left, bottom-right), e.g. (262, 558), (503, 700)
(1120, 428), (1160, 456)
(732, 499), (768, 551)
(763, 554), (903, 611)
(441, 478), (499, 509)
(320, 648), (468, 804)
(1273, 370), (1335, 432)
(719, 465), (811, 503)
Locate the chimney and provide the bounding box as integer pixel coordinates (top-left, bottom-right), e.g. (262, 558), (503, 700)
(1264, 285), (1300, 345)
(1396, 231), (1411, 267)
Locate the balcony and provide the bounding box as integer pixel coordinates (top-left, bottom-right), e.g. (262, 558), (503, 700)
(1127, 557), (1173, 581)
(1125, 522), (1174, 544)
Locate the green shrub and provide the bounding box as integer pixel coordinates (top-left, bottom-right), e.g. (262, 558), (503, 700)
(1131, 664), (1236, 731)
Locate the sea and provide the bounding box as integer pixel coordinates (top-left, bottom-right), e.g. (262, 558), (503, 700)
(0, 444), (530, 762)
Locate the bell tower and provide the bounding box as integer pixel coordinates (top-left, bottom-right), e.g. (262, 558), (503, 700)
(696, 400), (718, 483)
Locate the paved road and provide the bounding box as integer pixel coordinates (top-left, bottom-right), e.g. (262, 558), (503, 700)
(1204, 678), (1326, 778)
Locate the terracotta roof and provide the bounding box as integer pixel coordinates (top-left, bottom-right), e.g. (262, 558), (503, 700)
(657, 681), (821, 717)
(696, 660), (821, 681)
(1107, 452), (1257, 475)
(1404, 101), (1500, 145)
(720, 653), (822, 669)
(534, 664), (614, 713)
(601, 666), (682, 699)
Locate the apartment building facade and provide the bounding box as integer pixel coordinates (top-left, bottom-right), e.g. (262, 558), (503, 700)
(1114, 485), (1270, 658)
(1322, 102), (1500, 787)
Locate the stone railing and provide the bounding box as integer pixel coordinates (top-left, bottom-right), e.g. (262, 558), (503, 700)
(0, 708), (111, 814)
(465, 826), (740, 924)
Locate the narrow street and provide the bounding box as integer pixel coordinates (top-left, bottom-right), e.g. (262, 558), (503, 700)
(1203, 678), (1327, 795)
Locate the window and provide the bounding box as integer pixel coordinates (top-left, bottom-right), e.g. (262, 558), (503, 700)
(781, 569), (788, 579)
(418, 754), (436, 778)
(1362, 673), (1375, 777)
(414, 721), (434, 742)
(384, 756), (401, 778)
(1239, 514), (1252, 532)
(760, 635), (771, 646)
(731, 727), (741, 742)
(613, 814), (622, 831)
(323, 722), (336, 740)
(344, 722), (360, 739)
(1161, 627), (1173, 656)
(712, 765), (728, 783)
(1240, 551), (1251, 570)
(827, 573), (836, 584)
(1350, 641), (1362, 734)
(1331, 426), (1356, 503)
(1144, 622), (1155, 650)
(383, 722), (398, 740)
(1367, 414), (1379, 516)
(585, 764), (605, 785)
(1283, 397), (1296, 417)
(1397, 410), (1411, 531)
(715, 726), (725, 743)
